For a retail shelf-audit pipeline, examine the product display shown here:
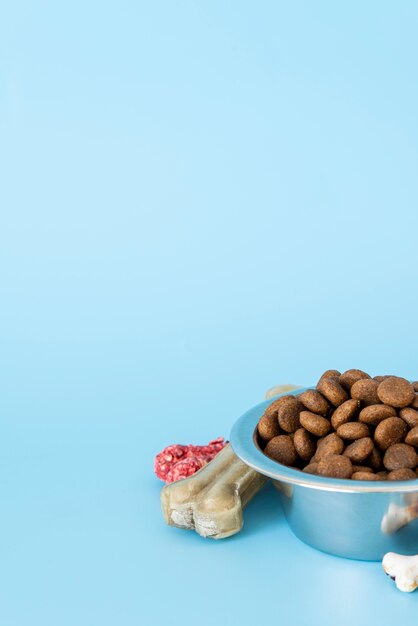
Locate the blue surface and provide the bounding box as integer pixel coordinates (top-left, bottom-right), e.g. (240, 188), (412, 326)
(1, 1), (418, 624)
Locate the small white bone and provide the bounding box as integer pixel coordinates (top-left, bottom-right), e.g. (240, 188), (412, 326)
(382, 552), (418, 592)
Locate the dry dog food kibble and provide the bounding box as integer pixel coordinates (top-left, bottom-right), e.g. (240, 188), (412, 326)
(352, 471), (381, 481)
(264, 435), (297, 465)
(352, 465), (374, 473)
(368, 446), (383, 469)
(343, 437), (374, 463)
(331, 399), (360, 429)
(299, 411), (331, 437)
(317, 376), (348, 406)
(350, 379), (381, 406)
(257, 368), (418, 481)
(293, 428), (316, 461)
(399, 407), (418, 428)
(387, 468), (417, 481)
(314, 433), (344, 461)
(383, 444), (418, 471)
(405, 427), (418, 447)
(257, 412), (282, 441)
(359, 404), (396, 425)
(336, 422), (370, 440)
(277, 396), (303, 433)
(377, 377), (415, 408)
(298, 389), (330, 415)
(317, 454), (353, 479)
(374, 417), (407, 450)
(339, 369), (371, 391)
(303, 462), (319, 474)
(263, 396), (285, 418)
(318, 369), (341, 382)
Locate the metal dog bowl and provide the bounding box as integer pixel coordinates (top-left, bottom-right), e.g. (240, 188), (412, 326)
(230, 389), (418, 561)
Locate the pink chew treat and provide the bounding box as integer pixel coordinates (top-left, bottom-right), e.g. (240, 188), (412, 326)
(154, 437), (228, 483)
(166, 457), (204, 483)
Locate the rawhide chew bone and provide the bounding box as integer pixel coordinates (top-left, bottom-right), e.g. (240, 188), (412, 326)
(382, 552), (418, 592)
(265, 384), (300, 400)
(161, 443), (268, 539)
(161, 383), (299, 538)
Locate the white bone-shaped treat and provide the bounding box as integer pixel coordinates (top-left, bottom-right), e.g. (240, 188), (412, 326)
(161, 443), (269, 538)
(161, 384), (299, 539)
(382, 552), (418, 592)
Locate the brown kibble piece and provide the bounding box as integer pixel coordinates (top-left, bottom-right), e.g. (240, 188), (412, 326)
(314, 433), (344, 461)
(352, 465), (374, 473)
(293, 428), (316, 461)
(343, 437), (374, 463)
(377, 376), (415, 408)
(331, 399), (360, 429)
(383, 443), (418, 470)
(257, 412), (281, 441)
(413, 382), (418, 392)
(277, 396), (303, 433)
(368, 446), (383, 469)
(352, 472), (380, 481)
(265, 435), (297, 466)
(399, 407), (418, 428)
(359, 404), (396, 425)
(374, 375), (391, 382)
(374, 417), (407, 450)
(318, 369), (341, 382)
(376, 470), (388, 479)
(387, 468), (417, 481)
(411, 395), (418, 409)
(317, 377), (348, 407)
(263, 395), (288, 418)
(299, 411), (331, 437)
(405, 427), (418, 447)
(351, 379), (381, 406)
(337, 422), (370, 440)
(303, 462), (319, 475)
(339, 369), (371, 391)
(298, 389), (330, 415)
(317, 454), (353, 479)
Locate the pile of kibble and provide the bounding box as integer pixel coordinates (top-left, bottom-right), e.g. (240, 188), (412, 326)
(257, 370), (418, 480)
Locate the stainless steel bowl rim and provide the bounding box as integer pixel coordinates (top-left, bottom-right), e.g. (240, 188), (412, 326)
(230, 388), (418, 493)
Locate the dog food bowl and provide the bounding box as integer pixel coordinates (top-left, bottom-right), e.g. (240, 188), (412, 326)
(230, 389), (418, 561)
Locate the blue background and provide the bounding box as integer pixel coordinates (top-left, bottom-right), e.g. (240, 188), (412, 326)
(1, 1), (418, 624)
